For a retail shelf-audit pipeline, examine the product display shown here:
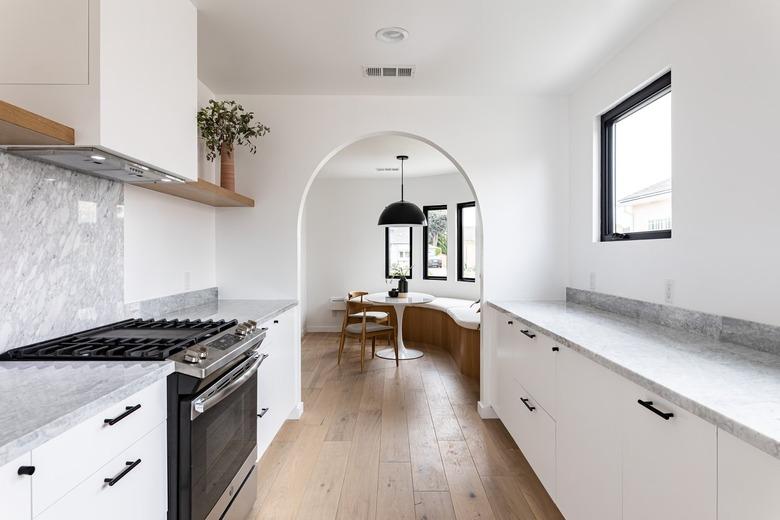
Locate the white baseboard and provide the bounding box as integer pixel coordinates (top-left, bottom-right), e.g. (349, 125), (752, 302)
(288, 401), (304, 420)
(477, 401), (498, 419)
(306, 325), (341, 333)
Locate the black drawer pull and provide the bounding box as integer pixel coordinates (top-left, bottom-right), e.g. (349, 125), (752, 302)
(507, 320), (513, 325)
(17, 466), (35, 476)
(258, 407), (270, 418)
(637, 400), (674, 420)
(552, 346), (559, 352)
(520, 397), (536, 412)
(104, 459), (141, 487)
(273, 320), (279, 324)
(520, 329), (536, 339)
(104, 404), (141, 426)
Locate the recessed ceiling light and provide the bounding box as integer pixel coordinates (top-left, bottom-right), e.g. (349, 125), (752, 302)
(375, 27), (408, 44)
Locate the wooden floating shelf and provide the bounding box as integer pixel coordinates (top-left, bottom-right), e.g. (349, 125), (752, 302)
(0, 99), (75, 145)
(135, 178), (255, 207)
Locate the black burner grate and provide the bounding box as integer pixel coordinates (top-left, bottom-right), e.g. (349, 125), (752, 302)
(0, 318), (238, 361)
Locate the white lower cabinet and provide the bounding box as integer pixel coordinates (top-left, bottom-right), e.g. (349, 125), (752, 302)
(257, 307), (298, 457)
(36, 423), (167, 520)
(620, 382), (716, 520)
(0, 452), (33, 520)
(718, 429), (780, 520)
(555, 346), (622, 520)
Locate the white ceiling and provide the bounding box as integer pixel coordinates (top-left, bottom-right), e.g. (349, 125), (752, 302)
(317, 135), (458, 179)
(194, 0), (677, 95)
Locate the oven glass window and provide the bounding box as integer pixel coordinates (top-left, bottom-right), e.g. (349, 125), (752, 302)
(190, 372), (257, 520)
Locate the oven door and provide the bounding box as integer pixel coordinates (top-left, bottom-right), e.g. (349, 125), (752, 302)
(184, 350), (266, 520)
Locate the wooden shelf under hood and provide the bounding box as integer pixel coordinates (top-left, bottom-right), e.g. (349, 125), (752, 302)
(135, 179), (255, 207)
(0, 100), (75, 145)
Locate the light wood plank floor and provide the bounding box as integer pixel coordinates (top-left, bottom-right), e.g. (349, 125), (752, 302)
(250, 333), (564, 520)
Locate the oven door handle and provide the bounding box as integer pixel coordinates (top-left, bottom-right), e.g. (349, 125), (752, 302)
(191, 351), (269, 419)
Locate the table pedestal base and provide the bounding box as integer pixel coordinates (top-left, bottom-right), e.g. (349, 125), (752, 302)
(376, 345), (424, 360)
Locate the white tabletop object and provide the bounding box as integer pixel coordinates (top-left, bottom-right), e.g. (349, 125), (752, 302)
(365, 292), (434, 360)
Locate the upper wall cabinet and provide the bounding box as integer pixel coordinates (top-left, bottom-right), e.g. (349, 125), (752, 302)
(0, 0), (198, 180)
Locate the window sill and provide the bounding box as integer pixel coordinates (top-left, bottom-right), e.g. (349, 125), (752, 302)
(601, 230), (671, 242)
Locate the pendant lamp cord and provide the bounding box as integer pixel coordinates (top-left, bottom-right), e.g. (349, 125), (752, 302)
(400, 158), (404, 201)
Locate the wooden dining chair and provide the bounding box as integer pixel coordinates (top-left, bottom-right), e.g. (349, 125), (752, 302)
(338, 300), (398, 371)
(346, 291), (389, 325)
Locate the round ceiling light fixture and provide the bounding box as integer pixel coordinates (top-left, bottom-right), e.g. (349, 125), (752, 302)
(375, 26), (409, 43)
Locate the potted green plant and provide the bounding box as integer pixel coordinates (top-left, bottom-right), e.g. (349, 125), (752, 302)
(389, 262), (411, 295)
(197, 99), (270, 191)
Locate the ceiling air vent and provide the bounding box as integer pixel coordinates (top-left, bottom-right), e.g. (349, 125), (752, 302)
(362, 66), (415, 78)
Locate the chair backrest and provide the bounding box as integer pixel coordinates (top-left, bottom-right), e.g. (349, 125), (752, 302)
(348, 291), (369, 302)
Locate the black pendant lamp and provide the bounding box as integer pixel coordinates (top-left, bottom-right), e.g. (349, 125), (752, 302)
(378, 155), (428, 227)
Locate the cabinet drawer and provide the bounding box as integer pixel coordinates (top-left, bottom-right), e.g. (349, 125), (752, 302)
(36, 422), (167, 520)
(260, 309), (295, 353)
(1, 451), (32, 520)
(32, 378), (167, 516)
(503, 378), (556, 498)
(621, 383), (716, 520)
(503, 317), (556, 417)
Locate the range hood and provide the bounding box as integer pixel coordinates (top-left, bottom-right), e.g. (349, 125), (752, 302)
(0, 145), (187, 184)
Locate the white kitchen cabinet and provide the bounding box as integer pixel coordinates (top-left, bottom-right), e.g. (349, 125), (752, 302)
(555, 346), (622, 520)
(257, 307), (299, 457)
(621, 382), (717, 520)
(718, 429), (780, 520)
(0, 0), (198, 180)
(504, 378), (557, 498)
(36, 423), (167, 520)
(31, 378), (167, 516)
(0, 451), (33, 520)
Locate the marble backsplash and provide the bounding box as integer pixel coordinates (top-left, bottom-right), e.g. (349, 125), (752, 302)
(125, 287), (218, 319)
(0, 153), (125, 353)
(566, 287), (780, 356)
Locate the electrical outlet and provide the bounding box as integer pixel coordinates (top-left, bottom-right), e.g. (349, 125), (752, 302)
(664, 279), (674, 304)
(184, 271), (191, 291)
(589, 272), (596, 291)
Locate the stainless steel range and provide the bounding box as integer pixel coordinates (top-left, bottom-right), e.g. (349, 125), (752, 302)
(0, 317), (266, 520)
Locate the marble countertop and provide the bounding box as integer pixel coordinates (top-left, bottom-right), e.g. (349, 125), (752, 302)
(162, 299), (297, 324)
(0, 360), (173, 466)
(489, 300), (780, 460)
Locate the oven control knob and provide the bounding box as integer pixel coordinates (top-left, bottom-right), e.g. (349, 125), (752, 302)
(246, 320), (257, 331)
(183, 346), (208, 363)
(235, 325), (249, 337)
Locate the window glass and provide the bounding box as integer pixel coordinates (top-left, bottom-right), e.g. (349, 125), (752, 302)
(458, 203), (477, 281)
(613, 91), (672, 234)
(424, 207), (447, 279)
(386, 227), (412, 278)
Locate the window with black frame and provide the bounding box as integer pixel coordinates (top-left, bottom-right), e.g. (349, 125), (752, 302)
(457, 201), (476, 282)
(601, 71), (672, 242)
(423, 205), (448, 280)
(385, 227), (412, 278)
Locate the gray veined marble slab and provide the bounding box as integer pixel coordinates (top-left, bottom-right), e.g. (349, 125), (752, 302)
(0, 360), (174, 466)
(161, 299), (298, 324)
(0, 153), (125, 354)
(488, 300), (780, 461)
(125, 287), (219, 319)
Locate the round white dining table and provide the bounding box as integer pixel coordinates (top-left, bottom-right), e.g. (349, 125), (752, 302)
(365, 292), (434, 360)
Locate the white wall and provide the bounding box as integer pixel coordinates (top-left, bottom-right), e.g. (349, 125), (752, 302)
(304, 173), (480, 332)
(568, 0), (780, 325)
(214, 95), (569, 306)
(123, 185), (216, 303)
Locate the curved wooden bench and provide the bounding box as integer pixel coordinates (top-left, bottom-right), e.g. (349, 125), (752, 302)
(401, 299), (481, 380)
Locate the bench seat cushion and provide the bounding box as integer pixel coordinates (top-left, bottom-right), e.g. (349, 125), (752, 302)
(414, 298), (481, 330)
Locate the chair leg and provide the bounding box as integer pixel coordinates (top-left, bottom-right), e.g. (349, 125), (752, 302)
(371, 337), (376, 358)
(392, 333), (399, 367)
(360, 335), (365, 372)
(337, 332), (346, 365)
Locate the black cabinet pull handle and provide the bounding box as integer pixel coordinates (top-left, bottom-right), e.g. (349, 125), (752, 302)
(637, 400), (674, 420)
(273, 320), (279, 324)
(104, 459), (141, 487)
(104, 404), (141, 426)
(520, 329), (536, 339)
(507, 320), (513, 325)
(520, 397), (536, 412)
(552, 346), (559, 352)
(17, 466), (35, 476)
(258, 407), (270, 418)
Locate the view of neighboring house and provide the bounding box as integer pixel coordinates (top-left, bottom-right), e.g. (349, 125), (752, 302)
(616, 178), (672, 233)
